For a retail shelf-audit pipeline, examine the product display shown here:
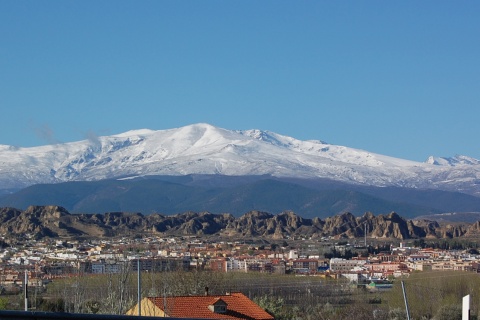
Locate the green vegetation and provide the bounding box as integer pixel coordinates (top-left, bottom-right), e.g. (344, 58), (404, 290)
(413, 238), (480, 250)
(383, 271), (480, 320)
(0, 297), (9, 310)
(323, 247), (358, 259)
(3, 269), (480, 319)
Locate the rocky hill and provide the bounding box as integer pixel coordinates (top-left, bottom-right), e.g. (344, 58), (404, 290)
(1, 205), (479, 241)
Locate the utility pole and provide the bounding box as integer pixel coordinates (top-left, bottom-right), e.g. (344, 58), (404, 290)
(24, 270), (28, 311)
(401, 281), (411, 320)
(137, 258), (141, 316)
(364, 222), (367, 248)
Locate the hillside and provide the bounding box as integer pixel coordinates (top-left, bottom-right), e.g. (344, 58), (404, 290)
(0, 176), (454, 218)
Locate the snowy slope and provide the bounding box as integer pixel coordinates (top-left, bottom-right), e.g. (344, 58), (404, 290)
(0, 123), (479, 195)
(425, 155), (480, 166)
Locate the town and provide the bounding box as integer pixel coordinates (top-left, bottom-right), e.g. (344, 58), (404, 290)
(2, 233), (479, 295)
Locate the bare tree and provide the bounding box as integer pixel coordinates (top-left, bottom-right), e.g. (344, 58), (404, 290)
(100, 259), (133, 314)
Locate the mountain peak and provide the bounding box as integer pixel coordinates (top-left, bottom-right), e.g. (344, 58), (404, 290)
(237, 129), (286, 147)
(1, 123), (480, 196)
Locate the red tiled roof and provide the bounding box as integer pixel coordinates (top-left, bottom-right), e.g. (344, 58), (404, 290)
(148, 292), (274, 320)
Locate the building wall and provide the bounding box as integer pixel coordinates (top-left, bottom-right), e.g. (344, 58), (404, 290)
(329, 259), (366, 272)
(125, 298), (166, 317)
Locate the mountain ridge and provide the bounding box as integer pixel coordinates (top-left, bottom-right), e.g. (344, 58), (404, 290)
(3, 175), (480, 220)
(1, 123), (479, 196)
(1, 205), (480, 241)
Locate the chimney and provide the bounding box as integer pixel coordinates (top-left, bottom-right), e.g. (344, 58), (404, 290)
(205, 286), (209, 296)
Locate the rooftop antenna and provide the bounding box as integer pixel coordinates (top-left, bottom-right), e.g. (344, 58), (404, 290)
(364, 222), (367, 248)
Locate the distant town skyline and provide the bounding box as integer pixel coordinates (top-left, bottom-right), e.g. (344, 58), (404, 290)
(1, 1), (479, 162)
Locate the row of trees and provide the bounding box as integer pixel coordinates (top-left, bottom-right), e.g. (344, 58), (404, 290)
(413, 238), (480, 251)
(2, 264), (480, 319)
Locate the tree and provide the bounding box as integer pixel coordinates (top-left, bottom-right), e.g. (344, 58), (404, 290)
(38, 298), (67, 312)
(100, 260), (133, 314)
(468, 248), (479, 255)
(0, 297), (8, 310)
(254, 295), (285, 319)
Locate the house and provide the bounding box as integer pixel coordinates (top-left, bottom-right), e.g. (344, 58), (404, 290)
(126, 291), (274, 320)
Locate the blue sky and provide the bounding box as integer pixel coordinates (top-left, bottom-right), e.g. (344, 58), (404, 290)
(1, 1), (479, 162)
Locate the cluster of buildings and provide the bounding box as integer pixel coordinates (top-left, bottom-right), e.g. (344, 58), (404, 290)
(1, 235), (480, 294)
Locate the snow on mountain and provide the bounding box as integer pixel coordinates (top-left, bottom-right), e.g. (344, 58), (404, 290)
(425, 155), (480, 166)
(1, 123), (479, 195)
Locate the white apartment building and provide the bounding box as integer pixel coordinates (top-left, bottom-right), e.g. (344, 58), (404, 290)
(226, 258), (247, 272)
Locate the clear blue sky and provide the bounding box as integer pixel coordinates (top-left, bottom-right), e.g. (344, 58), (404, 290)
(1, 1), (479, 162)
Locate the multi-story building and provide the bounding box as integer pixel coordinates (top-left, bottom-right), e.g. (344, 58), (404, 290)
(364, 262), (408, 274)
(131, 258), (190, 272)
(329, 258), (366, 273)
(292, 259), (319, 273)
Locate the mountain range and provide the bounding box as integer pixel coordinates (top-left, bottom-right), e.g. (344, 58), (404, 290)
(1, 205), (479, 241)
(0, 123), (479, 219)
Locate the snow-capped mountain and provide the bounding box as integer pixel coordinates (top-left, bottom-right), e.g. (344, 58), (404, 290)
(425, 155), (480, 166)
(1, 123), (479, 196)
